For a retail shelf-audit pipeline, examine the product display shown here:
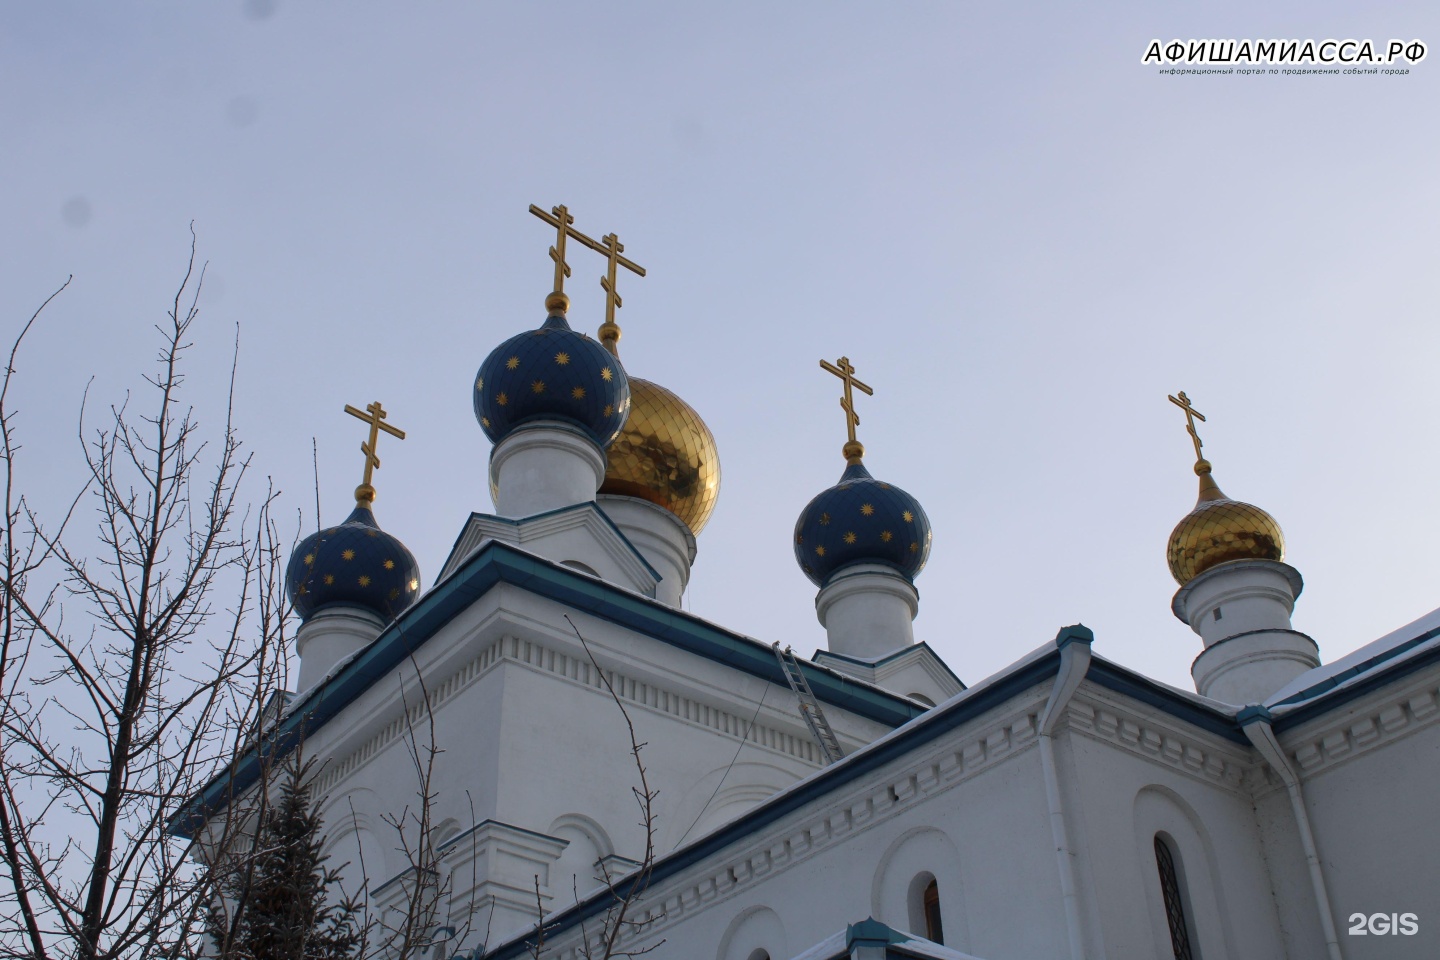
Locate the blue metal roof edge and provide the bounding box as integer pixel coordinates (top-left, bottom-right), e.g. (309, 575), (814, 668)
(1084, 658), (1250, 745)
(1270, 622), (1440, 706)
(478, 650), (1064, 959)
(848, 917), (911, 947)
(484, 626), (1436, 957)
(476, 630), (1265, 959)
(170, 540), (923, 838)
(1273, 633), (1440, 732)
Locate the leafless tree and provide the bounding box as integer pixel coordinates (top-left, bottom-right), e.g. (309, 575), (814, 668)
(529, 616), (663, 960)
(0, 232), (295, 959)
(360, 652), (484, 960)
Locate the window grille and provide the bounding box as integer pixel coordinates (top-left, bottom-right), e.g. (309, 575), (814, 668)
(1154, 835), (1195, 960)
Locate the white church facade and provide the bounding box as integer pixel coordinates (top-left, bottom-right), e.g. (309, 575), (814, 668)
(175, 206), (1440, 960)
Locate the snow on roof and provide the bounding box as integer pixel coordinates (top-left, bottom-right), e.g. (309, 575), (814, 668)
(789, 919), (984, 960)
(1266, 605), (1440, 712)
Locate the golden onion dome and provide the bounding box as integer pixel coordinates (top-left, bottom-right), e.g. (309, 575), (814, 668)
(1167, 460), (1284, 585)
(596, 323), (720, 536)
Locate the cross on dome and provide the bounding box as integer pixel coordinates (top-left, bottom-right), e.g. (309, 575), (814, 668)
(821, 356), (874, 464)
(1167, 390), (1211, 475)
(529, 203), (601, 314)
(596, 232), (646, 351)
(344, 400), (405, 506)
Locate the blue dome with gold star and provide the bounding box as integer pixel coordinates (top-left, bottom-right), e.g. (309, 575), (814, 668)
(474, 312), (630, 448)
(286, 504), (421, 622)
(794, 460), (932, 587)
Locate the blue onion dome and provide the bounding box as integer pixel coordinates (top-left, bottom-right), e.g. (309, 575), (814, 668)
(794, 448), (933, 587)
(286, 502), (421, 623)
(474, 297), (631, 449)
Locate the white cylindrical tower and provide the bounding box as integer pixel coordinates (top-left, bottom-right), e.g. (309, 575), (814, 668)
(794, 357), (933, 661)
(1164, 393), (1319, 704)
(1173, 558), (1318, 704)
(597, 495), (696, 607)
(295, 606), (386, 692)
(814, 563), (919, 659)
(490, 423), (607, 519)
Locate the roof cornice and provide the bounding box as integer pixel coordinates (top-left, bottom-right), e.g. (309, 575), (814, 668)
(170, 539), (926, 838)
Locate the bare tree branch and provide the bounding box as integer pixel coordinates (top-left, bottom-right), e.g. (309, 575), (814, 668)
(0, 237), (296, 959)
(561, 616), (664, 960)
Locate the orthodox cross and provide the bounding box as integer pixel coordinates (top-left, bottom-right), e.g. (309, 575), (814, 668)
(595, 232), (647, 348)
(529, 203), (601, 309)
(1167, 391), (1207, 465)
(820, 356), (873, 462)
(344, 400), (406, 505)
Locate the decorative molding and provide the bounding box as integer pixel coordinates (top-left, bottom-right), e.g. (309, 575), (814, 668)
(1277, 668), (1440, 778)
(315, 632), (828, 798)
(1064, 688), (1254, 794)
(523, 672), (1292, 958)
(313, 632), (509, 797)
(528, 687), (1056, 958)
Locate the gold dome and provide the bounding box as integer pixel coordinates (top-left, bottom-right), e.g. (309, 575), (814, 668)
(600, 376), (720, 535)
(1167, 463), (1284, 585)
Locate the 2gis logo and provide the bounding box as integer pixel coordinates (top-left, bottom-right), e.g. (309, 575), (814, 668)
(1348, 912), (1419, 936)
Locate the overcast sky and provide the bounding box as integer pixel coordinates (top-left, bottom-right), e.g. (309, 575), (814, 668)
(3, 2), (1438, 693)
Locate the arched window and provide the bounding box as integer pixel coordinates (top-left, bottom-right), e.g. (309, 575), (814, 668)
(922, 878), (945, 944)
(906, 873), (945, 944)
(1154, 834), (1196, 960)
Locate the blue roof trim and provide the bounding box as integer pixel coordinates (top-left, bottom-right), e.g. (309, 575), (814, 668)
(479, 650), (1063, 959)
(1085, 659), (1249, 744)
(1235, 704), (1273, 726)
(479, 631), (1311, 959)
(814, 641), (966, 690)
(848, 917), (910, 947)
(171, 540), (923, 839)
(1054, 623), (1094, 649)
(435, 503), (662, 585)
(1273, 637), (1440, 732)
(1270, 622), (1440, 708)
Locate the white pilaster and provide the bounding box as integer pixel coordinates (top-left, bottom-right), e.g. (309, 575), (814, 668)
(436, 820), (570, 945)
(1171, 558), (1319, 704)
(295, 606), (384, 693)
(597, 495), (696, 607)
(815, 563), (919, 660)
(489, 423), (606, 520)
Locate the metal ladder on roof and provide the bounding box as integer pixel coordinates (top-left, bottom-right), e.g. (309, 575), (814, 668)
(773, 643), (844, 765)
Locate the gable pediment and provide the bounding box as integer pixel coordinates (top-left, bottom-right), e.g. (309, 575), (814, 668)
(437, 504), (660, 598)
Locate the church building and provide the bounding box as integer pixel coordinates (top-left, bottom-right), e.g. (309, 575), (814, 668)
(176, 205), (1440, 960)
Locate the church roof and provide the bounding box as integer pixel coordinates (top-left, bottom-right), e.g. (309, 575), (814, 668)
(790, 918), (983, 960)
(477, 607), (1440, 958)
(1265, 605), (1440, 724)
(170, 538), (926, 839)
(477, 626), (1245, 958)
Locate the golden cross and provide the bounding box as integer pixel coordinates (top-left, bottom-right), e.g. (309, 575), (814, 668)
(595, 232), (647, 347)
(820, 356), (873, 462)
(528, 203), (602, 311)
(344, 400), (406, 505)
(1167, 391), (1207, 465)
